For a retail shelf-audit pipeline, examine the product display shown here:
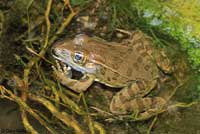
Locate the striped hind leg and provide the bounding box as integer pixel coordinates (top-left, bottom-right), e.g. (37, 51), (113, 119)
(110, 80), (166, 117)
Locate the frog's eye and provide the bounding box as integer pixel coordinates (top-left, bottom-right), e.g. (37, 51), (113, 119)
(73, 51), (86, 64)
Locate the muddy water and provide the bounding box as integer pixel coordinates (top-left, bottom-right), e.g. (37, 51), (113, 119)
(0, 100), (23, 130)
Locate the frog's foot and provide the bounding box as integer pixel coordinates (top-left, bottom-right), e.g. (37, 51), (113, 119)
(110, 80), (165, 115)
(52, 60), (95, 93)
(154, 50), (174, 74)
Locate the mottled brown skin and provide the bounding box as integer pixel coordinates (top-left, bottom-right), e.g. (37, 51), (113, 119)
(52, 30), (173, 119)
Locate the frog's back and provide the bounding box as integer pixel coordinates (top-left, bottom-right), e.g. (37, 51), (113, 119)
(86, 35), (159, 87)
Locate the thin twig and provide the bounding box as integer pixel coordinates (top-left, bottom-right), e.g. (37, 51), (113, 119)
(0, 86), (57, 134)
(81, 93), (95, 134)
(93, 122), (106, 134)
(29, 93), (85, 134)
(21, 0), (52, 133)
(147, 116), (157, 134)
(14, 0), (78, 132)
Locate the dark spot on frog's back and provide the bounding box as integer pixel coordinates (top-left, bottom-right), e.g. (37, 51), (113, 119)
(100, 68), (106, 75)
(137, 56), (143, 63)
(113, 56), (123, 63)
(112, 72), (119, 80)
(144, 65), (150, 71)
(127, 67), (133, 77)
(133, 62), (139, 71)
(107, 77), (111, 81)
(112, 64), (119, 70)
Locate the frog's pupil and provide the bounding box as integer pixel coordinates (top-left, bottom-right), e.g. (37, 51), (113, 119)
(75, 53), (82, 61)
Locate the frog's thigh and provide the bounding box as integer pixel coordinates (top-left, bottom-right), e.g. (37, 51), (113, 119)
(110, 80), (157, 114)
(54, 70), (95, 93)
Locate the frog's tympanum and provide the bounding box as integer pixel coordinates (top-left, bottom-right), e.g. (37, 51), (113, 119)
(52, 31), (174, 119)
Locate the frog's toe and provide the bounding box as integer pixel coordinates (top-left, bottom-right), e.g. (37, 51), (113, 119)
(53, 60), (72, 78)
(62, 65), (72, 78)
(52, 65), (60, 76)
(55, 60), (62, 72)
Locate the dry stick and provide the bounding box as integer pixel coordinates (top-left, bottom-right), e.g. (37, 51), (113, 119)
(21, 114), (38, 134)
(48, 8), (76, 46)
(0, 86), (57, 134)
(81, 93), (95, 134)
(21, 0), (52, 133)
(93, 122), (106, 134)
(20, 0), (76, 133)
(58, 90), (84, 115)
(1, 85), (85, 134)
(58, 87), (106, 134)
(147, 116), (157, 134)
(28, 93), (85, 134)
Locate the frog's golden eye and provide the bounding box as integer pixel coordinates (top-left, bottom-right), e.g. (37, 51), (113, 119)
(73, 51), (86, 64)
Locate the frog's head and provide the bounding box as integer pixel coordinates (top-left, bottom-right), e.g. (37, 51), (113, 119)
(52, 34), (101, 74)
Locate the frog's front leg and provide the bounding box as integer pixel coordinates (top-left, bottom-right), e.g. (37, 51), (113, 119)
(110, 80), (166, 119)
(52, 61), (95, 93)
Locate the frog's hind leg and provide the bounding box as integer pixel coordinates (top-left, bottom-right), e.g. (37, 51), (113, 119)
(110, 80), (166, 116)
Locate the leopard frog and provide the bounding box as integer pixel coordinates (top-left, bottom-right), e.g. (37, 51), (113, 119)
(52, 31), (173, 119)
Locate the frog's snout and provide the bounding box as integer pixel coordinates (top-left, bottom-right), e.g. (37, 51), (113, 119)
(52, 47), (59, 57)
(52, 47), (71, 61)
(52, 47), (65, 57)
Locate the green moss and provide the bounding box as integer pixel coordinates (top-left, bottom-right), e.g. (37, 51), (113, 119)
(188, 48), (200, 68)
(131, 0), (200, 70)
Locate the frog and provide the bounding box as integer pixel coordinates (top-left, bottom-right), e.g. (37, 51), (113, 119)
(52, 30), (174, 120)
